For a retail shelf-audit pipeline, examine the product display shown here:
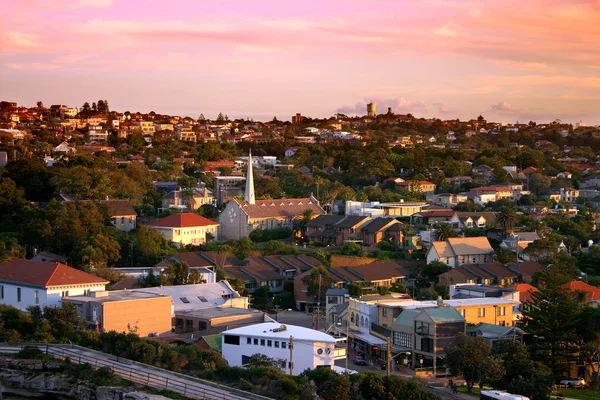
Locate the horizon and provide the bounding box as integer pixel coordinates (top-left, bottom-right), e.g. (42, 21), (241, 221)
(1, 0), (599, 125)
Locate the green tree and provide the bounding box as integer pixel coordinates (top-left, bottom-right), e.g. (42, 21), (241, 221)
(445, 333), (490, 392)
(496, 205), (518, 236)
(252, 286), (269, 310)
(133, 225), (174, 266)
(306, 267), (330, 302)
(294, 208), (316, 238)
(340, 242), (367, 257)
(433, 223), (457, 241)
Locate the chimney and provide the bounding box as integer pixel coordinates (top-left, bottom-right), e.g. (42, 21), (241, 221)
(436, 296), (444, 307)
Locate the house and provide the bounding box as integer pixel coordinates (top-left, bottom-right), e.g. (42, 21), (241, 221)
(221, 322), (344, 375)
(284, 147), (300, 157)
(500, 232), (541, 256)
(563, 281), (600, 304)
(103, 200), (137, 232)
(456, 212), (497, 230)
(334, 216), (372, 246)
(438, 262), (519, 286)
(345, 200), (428, 218)
(412, 210), (460, 229)
(557, 171), (573, 179)
(396, 180), (436, 196)
(174, 307), (266, 335)
(325, 288), (348, 325)
(467, 186), (512, 205)
(360, 217), (404, 247)
(427, 193), (468, 208)
(509, 283), (539, 308)
(53, 141), (76, 153)
(161, 187), (215, 212)
(148, 213), (219, 247)
(156, 251), (243, 271)
(426, 237), (495, 268)
(507, 261), (543, 284)
(467, 323), (523, 347)
(472, 164), (494, 181)
(0, 260), (108, 311)
(63, 290), (172, 337)
(449, 284), (519, 301)
(31, 251), (68, 264)
(305, 215), (345, 243)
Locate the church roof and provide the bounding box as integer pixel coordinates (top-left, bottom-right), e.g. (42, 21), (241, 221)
(237, 198), (325, 219)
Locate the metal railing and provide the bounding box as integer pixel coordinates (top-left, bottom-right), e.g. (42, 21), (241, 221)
(0, 343), (272, 400)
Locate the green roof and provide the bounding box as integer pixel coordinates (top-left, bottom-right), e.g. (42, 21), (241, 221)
(201, 334), (222, 352)
(393, 309), (420, 327)
(475, 323), (515, 336)
(421, 307), (464, 323)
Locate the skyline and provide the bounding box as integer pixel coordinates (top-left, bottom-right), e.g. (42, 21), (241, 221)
(1, 0), (599, 124)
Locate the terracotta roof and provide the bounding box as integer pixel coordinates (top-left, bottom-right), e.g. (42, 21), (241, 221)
(0, 260), (108, 288)
(237, 198), (325, 219)
(510, 283), (539, 303)
(102, 200), (136, 217)
(329, 255), (377, 267)
(563, 281), (600, 300)
(149, 213), (219, 228)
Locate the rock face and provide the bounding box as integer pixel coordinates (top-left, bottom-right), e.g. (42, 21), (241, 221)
(0, 359), (170, 400)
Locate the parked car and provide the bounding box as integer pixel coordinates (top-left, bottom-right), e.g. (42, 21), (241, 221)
(560, 377), (585, 386)
(353, 357), (367, 366)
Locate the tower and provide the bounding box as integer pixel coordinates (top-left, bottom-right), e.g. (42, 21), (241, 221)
(244, 150), (255, 204)
(367, 103), (376, 117)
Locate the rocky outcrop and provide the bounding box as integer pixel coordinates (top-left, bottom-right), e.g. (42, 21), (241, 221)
(0, 359), (170, 400)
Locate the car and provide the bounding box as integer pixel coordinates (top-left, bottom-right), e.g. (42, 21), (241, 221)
(353, 357), (367, 366)
(559, 377), (585, 387)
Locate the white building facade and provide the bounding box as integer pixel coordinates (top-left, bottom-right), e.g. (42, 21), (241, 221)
(221, 323), (343, 375)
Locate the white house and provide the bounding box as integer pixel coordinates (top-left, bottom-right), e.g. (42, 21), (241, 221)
(0, 260), (108, 311)
(148, 213), (219, 247)
(221, 322), (343, 375)
(426, 237), (495, 268)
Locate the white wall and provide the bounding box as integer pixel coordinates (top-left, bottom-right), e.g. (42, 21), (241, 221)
(222, 335), (336, 375)
(0, 283), (106, 311)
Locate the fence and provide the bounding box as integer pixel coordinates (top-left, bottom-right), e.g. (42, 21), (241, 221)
(0, 343), (272, 400)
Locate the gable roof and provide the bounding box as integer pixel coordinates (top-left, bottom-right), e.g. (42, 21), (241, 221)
(361, 217), (401, 233)
(447, 237), (494, 256)
(149, 213), (218, 228)
(328, 259), (409, 283)
(509, 283), (539, 303)
(431, 241), (455, 258)
(507, 261), (543, 277)
(335, 215), (371, 229)
(0, 260), (108, 288)
(236, 198), (325, 219)
(416, 210), (456, 218)
(156, 251), (243, 269)
(102, 200), (137, 217)
(419, 307), (464, 323)
(563, 281), (600, 300)
(306, 214), (345, 228)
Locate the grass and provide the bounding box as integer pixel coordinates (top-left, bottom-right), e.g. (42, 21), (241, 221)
(553, 388), (600, 400)
(456, 385), (482, 397)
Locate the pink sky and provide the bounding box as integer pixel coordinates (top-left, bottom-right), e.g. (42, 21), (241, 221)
(1, 0), (599, 123)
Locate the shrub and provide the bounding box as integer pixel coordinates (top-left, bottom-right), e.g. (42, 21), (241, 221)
(16, 346), (45, 360)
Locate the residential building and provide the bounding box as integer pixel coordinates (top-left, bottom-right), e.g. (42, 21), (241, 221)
(563, 281), (600, 305)
(456, 212), (497, 230)
(174, 307), (267, 334)
(156, 251), (243, 271)
(467, 323), (523, 347)
(335, 216), (372, 246)
(360, 217), (404, 247)
(305, 215), (345, 243)
(176, 125), (196, 142)
(161, 187), (215, 212)
(148, 213), (219, 247)
(63, 290), (172, 337)
(468, 186), (512, 205)
(88, 125), (109, 142)
(500, 232), (541, 257)
(31, 251), (68, 264)
(426, 237), (495, 268)
(427, 193), (468, 208)
(438, 262), (519, 286)
(221, 322), (343, 375)
(396, 180), (436, 196)
(412, 210), (460, 229)
(325, 289), (348, 325)
(138, 121), (155, 135)
(103, 200), (137, 232)
(0, 260), (108, 311)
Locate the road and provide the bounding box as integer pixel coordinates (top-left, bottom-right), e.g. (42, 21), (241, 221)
(0, 343), (272, 400)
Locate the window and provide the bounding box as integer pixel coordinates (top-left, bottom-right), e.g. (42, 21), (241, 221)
(393, 332), (412, 348)
(382, 308), (388, 317)
(186, 320), (192, 328)
(17, 287), (21, 302)
(478, 308), (485, 317)
(254, 338), (258, 345)
(198, 296), (208, 302)
(267, 340), (272, 347)
(247, 337), (252, 345)
(61, 290), (69, 297)
(199, 321), (207, 330)
(223, 335), (240, 345)
(176, 318), (183, 328)
(497, 306), (506, 316)
(328, 296), (338, 305)
(260, 339), (265, 346)
(34, 290), (39, 305)
(460, 309), (466, 318)
(274, 341), (280, 348)
(281, 342), (287, 349)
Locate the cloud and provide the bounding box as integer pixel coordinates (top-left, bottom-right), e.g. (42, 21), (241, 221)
(433, 103), (453, 114)
(434, 25), (458, 37)
(495, 60), (559, 73)
(5, 32), (40, 47)
(337, 97), (425, 116)
(489, 102), (521, 114)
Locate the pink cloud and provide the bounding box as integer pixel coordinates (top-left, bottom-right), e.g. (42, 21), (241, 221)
(337, 97), (425, 116)
(489, 102), (521, 114)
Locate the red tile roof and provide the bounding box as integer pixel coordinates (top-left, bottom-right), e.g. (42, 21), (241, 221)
(509, 283), (539, 303)
(149, 213), (219, 228)
(563, 281), (600, 300)
(0, 260), (108, 288)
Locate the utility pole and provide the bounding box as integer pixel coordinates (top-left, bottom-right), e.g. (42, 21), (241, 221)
(345, 321), (349, 372)
(316, 274), (322, 331)
(289, 335), (294, 376)
(387, 337), (392, 377)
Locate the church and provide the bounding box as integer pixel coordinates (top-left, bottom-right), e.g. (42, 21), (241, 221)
(218, 151), (325, 240)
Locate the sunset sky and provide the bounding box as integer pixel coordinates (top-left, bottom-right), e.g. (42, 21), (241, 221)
(1, 0), (599, 124)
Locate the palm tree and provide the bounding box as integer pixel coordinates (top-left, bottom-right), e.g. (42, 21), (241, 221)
(497, 205), (518, 236)
(433, 223), (458, 241)
(294, 208), (315, 238)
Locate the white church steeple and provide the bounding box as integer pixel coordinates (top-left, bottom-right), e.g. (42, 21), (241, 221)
(244, 150), (255, 204)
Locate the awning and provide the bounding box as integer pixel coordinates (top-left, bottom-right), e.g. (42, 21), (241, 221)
(350, 331), (387, 346)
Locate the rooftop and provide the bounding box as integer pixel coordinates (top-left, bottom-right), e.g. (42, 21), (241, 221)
(65, 290), (167, 303)
(0, 260), (108, 288)
(222, 322), (336, 343)
(378, 297), (519, 309)
(130, 282), (242, 311)
(176, 307), (263, 319)
(148, 213), (219, 228)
